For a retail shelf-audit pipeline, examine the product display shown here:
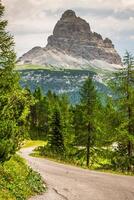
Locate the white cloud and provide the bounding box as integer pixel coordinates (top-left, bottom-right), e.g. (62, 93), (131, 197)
(129, 35), (134, 40)
(14, 33), (48, 56)
(122, 0), (134, 8)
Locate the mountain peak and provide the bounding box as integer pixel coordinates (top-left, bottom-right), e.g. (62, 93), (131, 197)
(18, 10), (122, 67)
(61, 10), (76, 19)
(46, 10), (121, 64)
(51, 10), (91, 39)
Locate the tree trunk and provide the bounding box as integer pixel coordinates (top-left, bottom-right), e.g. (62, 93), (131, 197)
(127, 66), (133, 171)
(86, 123), (91, 167)
(127, 141), (132, 171)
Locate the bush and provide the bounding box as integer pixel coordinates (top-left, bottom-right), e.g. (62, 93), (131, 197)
(0, 155), (45, 200)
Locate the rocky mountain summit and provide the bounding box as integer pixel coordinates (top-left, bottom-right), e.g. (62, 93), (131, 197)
(18, 10), (122, 68)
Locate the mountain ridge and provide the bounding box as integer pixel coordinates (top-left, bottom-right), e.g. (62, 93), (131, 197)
(18, 10), (122, 69)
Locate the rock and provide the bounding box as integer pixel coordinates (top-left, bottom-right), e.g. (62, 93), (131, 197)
(18, 46), (45, 64)
(18, 10), (122, 67)
(46, 10), (121, 65)
(61, 10), (76, 19)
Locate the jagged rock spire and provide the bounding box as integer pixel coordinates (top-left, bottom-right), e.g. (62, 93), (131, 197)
(19, 10), (121, 66)
(61, 10), (76, 19)
(46, 10), (121, 64)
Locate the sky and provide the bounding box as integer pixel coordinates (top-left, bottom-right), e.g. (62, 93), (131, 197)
(2, 0), (134, 58)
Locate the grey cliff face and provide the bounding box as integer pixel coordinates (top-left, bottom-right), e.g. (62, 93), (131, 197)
(19, 10), (122, 66)
(46, 10), (121, 64)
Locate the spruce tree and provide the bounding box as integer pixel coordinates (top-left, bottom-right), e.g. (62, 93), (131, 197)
(49, 107), (64, 154)
(59, 94), (72, 147)
(0, 3), (18, 91)
(75, 77), (97, 166)
(0, 3), (31, 162)
(111, 52), (134, 171)
(30, 88), (51, 139)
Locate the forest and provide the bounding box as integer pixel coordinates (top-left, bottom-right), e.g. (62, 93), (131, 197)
(28, 58), (134, 172)
(0, 0), (134, 177)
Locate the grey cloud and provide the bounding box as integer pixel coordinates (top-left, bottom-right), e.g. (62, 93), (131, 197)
(3, 0), (134, 56)
(74, 7), (134, 20)
(42, 7), (134, 24)
(113, 9), (134, 20)
(11, 26), (51, 36)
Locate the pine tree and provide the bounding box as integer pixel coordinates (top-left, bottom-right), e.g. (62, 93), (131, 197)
(49, 107), (64, 154)
(0, 3), (32, 162)
(30, 87), (51, 139)
(59, 94), (72, 147)
(75, 77), (97, 166)
(111, 52), (134, 171)
(0, 3), (18, 92)
(123, 52), (134, 169)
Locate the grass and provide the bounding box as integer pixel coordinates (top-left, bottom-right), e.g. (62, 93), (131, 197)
(15, 64), (113, 76)
(15, 64), (51, 70)
(30, 147), (134, 176)
(22, 140), (47, 148)
(21, 140), (134, 176)
(30, 151), (88, 169)
(0, 154), (46, 200)
(16, 64), (65, 71)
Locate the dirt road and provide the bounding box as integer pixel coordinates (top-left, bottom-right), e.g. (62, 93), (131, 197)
(21, 147), (134, 200)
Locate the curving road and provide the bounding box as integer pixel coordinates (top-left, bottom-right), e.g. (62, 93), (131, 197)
(21, 147), (134, 200)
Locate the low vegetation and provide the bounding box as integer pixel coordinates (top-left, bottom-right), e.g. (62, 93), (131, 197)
(0, 154), (45, 200)
(31, 146), (134, 176)
(15, 64), (51, 70)
(0, 4), (45, 199)
(22, 140), (47, 148)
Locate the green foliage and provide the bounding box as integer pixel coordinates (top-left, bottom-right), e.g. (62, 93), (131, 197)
(29, 88), (51, 139)
(0, 155), (45, 200)
(22, 140), (47, 148)
(109, 51), (134, 171)
(48, 107), (65, 154)
(0, 3), (34, 162)
(0, 87), (34, 162)
(74, 77), (98, 166)
(29, 88), (72, 144)
(26, 52), (134, 173)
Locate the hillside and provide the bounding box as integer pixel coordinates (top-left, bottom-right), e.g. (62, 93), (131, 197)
(18, 66), (114, 103)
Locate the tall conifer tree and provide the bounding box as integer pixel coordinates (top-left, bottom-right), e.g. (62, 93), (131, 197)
(0, 2), (31, 162)
(49, 107), (64, 154)
(75, 77), (97, 166)
(111, 52), (134, 171)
